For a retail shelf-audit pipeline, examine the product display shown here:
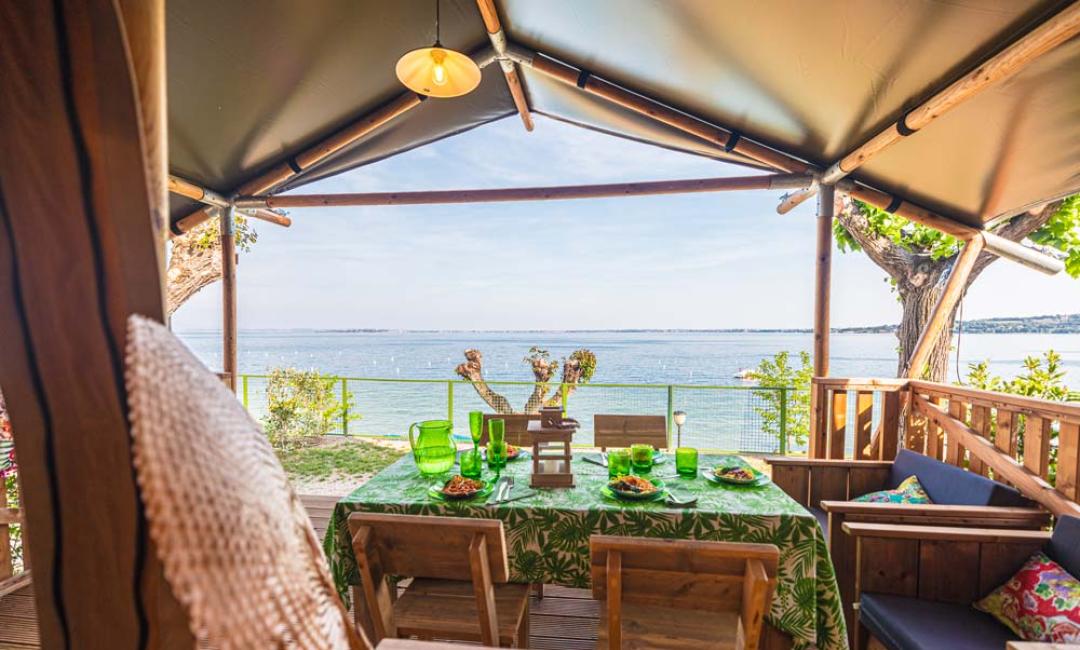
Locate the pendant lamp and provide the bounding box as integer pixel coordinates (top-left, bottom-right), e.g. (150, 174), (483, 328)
(396, 0), (481, 98)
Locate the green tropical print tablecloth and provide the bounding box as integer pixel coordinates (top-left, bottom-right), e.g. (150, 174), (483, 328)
(324, 453), (848, 649)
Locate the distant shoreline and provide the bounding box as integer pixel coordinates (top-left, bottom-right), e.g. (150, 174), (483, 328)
(174, 313), (1080, 336)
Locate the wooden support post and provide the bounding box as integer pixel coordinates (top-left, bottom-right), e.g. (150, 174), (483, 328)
(813, 185), (835, 378)
(778, 0), (1080, 212)
(235, 173), (812, 208)
(221, 206), (238, 392)
(904, 234), (986, 378)
(0, 0), (192, 646)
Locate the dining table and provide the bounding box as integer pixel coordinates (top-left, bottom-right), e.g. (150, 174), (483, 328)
(324, 452), (848, 650)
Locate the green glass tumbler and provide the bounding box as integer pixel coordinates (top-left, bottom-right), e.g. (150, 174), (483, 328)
(675, 447), (699, 478)
(630, 443), (654, 473)
(469, 410), (484, 445)
(489, 418), (505, 445)
(607, 449), (631, 478)
(460, 447), (483, 479)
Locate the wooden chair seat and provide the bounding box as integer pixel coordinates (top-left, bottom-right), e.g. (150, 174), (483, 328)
(0, 574), (39, 648)
(596, 603), (740, 649)
(395, 579), (529, 646)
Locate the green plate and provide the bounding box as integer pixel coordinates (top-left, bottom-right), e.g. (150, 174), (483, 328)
(428, 479), (496, 502)
(704, 466), (770, 487)
(602, 478), (666, 502)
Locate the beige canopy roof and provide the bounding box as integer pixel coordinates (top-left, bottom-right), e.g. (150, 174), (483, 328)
(167, 0), (1080, 229)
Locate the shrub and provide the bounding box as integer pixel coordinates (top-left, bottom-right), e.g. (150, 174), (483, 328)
(748, 351), (813, 450)
(261, 368), (356, 451)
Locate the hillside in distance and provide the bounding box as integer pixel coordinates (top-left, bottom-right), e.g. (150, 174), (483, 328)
(837, 313), (1080, 334)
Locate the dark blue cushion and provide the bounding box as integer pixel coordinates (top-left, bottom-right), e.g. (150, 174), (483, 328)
(888, 449), (1031, 507)
(809, 506), (828, 535)
(1047, 515), (1080, 578)
(860, 593), (1017, 650)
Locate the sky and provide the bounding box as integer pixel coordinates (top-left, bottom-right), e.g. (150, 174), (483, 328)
(171, 115), (1079, 331)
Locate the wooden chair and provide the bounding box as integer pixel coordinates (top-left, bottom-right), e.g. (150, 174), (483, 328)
(590, 535), (778, 650)
(481, 413), (540, 447)
(0, 505), (36, 649)
(348, 513), (530, 647)
(593, 415), (668, 451)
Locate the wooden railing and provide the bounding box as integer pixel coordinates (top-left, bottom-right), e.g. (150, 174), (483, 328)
(809, 377), (1080, 516)
(808, 378), (906, 461)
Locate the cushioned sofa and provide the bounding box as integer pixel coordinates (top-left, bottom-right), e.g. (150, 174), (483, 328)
(766, 450), (1049, 643)
(844, 515), (1079, 650)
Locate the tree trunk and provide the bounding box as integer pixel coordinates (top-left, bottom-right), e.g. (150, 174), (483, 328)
(896, 279), (957, 381)
(166, 222), (223, 315)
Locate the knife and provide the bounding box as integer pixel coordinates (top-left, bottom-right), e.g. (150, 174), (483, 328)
(496, 490), (538, 505)
(583, 455), (608, 468)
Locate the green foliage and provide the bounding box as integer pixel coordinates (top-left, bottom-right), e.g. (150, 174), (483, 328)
(965, 350), (1072, 401)
(748, 351), (813, 448)
(3, 472), (20, 573)
(1027, 194), (1080, 278)
(262, 368), (357, 451)
(837, 195), (1080, 278)
(278, 439), (403, 479)
(192, 212), (258, 252)
(568, 349), (597, 383)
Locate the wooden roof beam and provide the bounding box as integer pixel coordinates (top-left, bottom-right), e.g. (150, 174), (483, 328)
(504, 44), (814, 175)
(476, 0), (533, 131)
(169, 174), (292, 228)
(170, 46), (499, 236)
(234, 173), (814, 208)
(778, 0), (1080, 214)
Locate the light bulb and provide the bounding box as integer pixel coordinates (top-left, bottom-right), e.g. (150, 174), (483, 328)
(431, 49), (448, 86)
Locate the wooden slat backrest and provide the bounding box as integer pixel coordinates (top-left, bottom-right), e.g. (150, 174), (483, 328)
(590, 536), (777, 650)
(593, 415), (667, 450)
(0, 508), (17, 580)
(481, 413), (538, 446)
(348, 513), (508, 582)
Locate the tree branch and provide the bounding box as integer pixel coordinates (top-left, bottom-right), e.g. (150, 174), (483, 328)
(166, 220), (223, 315)
(455, 349), (514, 414)
(836, 196), (914, 279)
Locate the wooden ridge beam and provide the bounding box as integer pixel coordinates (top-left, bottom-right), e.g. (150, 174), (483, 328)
(169, 174), (292, 228)
(476, 0), (533, 131)
(508, 46), (813, 174)
(779, 0), (1080, 212)
(912, 394), (1080, 517)
(234, 173), (813, 209)
(904, 233), (985, 378)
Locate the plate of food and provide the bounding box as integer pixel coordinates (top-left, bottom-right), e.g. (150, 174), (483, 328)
(428, 475), (494, 501)
(481, 444), (530, 462)
(602, 475), (666, 502)
(705, 464), (769, 487)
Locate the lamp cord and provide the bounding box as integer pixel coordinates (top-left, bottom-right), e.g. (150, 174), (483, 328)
(435, 0), (441, 44)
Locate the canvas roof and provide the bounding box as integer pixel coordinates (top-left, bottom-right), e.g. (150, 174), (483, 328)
(166, 0), (1080, 228)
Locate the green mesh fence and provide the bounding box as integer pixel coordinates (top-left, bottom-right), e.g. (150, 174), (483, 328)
(239, 375), (790, 453)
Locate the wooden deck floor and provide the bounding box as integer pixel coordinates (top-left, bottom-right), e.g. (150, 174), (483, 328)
(0, 494), (599, 649)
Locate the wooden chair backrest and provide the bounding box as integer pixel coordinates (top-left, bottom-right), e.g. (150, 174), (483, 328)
(594, 415), (668, 450)
(347, 513), (510, 646)
(0, 508), (19, 581)
(481, 413), (539, 446)
(590, 536), (778, 650)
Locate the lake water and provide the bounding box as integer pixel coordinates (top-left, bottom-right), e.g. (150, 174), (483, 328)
(177, 330), (1080, 452)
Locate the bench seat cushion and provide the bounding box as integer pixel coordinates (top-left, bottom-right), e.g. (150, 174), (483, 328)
(860, 593), (1017, 650)
(887, 449), (1031, 507)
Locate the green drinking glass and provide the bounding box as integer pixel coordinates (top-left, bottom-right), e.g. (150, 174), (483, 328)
(607, 449), (631, 478)
(488, 441), (508, 469)
(675, 447), (699, 478)
(630, 444), (654, 473)
(489, 418), (505, 445)
(469, 411), (484, 446)
(460, 447), (483, 479)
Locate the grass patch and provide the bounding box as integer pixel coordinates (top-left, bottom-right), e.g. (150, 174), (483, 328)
(279, 438), (404, 479)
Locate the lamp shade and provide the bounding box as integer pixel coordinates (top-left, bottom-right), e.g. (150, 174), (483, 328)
(673, 411), (687, 426)
(396, 46), (481, 98)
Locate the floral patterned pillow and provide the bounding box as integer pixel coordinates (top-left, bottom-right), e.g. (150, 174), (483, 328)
(974, 552), (1080, 643)
(853, 475), (931, 504)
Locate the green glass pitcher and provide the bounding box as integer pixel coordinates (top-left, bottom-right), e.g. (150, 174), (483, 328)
(408, 419), (456, 476)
